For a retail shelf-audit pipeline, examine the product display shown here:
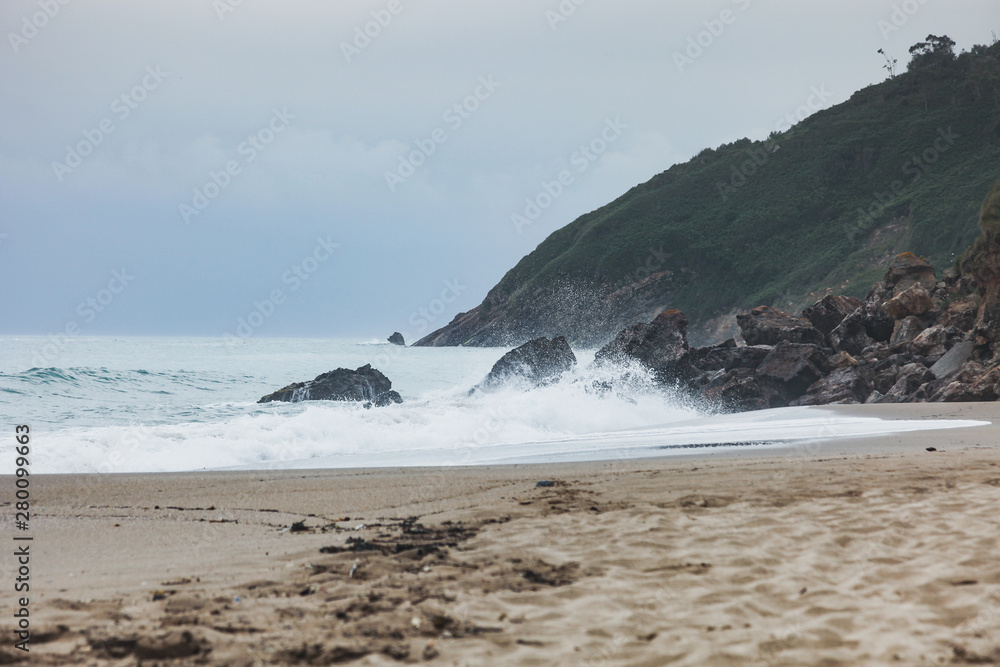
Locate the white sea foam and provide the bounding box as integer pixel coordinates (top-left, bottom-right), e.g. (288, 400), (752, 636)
(0, 336), (990, 474)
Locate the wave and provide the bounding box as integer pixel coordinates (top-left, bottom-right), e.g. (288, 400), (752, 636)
(28, 358), (705, 473)
(3, 366), (235, 394)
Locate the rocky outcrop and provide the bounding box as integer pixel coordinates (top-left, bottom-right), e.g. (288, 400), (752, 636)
(594, 310), (691, 383)
(474, 337), (577, 392)
(598, 233), (1000, 411)
(963, 179), (1000, 362)
(388, 332), (406, 346)
(259, 364), (403, 408)
(737, 306), (825, 347)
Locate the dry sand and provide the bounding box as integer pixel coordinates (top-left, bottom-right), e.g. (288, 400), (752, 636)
(4, 403), (1000, 666)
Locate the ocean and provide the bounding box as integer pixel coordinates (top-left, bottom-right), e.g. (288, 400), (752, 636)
(0, 336), (984, 474)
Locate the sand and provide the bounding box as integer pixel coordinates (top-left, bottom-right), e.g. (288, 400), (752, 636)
(5, 403), (1000, 665)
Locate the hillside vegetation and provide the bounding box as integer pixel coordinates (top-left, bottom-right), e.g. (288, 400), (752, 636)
(416, 38), (1000, 347)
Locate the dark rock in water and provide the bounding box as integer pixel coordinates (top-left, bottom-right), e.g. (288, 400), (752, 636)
(387, 332), (406, 346)
(737, 306), (825, 347)
(801, 295), (863, 336)
(258, 364), (403, 407)
(475, 336), (576, 392)
(594, 310), (690, 382)
(793, 367), (873, 406)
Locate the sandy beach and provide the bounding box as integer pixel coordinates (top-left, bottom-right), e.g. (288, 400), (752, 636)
(6, 403), (1000, 665)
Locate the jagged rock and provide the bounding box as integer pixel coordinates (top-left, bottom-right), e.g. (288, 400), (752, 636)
(595, 310), (690, 381)
(910, 325), (963, 358)
(929, 340), (975, 381)
(737, 306), (825, 347)
(755, 342), (828, 398)
(476, 336), (576, 392)
(828, 351), (859, 369)
(690, 339), (772, 373)
(862, 253), (938, 342)
(881, 252), (938, 295)
(968, 180), (1000, 361)
(930, 363), (1000, 402)
(387, 332), (406, 346)
(793, 367), (873, 406)
(702, 369), (787, 412)
(938, 296), (978, 330)
(873, 367), (900, 394)
(884, 284), (934, 319)
(890, 316), (926, 347)
(830, 309), (875, 356)
(258, 364), (403, 407)
(876, 364), (935, 403)
(801, 295), (864, 336)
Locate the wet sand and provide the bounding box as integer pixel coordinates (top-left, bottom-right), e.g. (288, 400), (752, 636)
(5, 402), (1000, 665)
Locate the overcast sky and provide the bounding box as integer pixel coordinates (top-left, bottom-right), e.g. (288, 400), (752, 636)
(1, 0), (996, 342)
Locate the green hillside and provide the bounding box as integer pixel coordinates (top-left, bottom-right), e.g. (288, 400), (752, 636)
(416, 38), (1000, 347)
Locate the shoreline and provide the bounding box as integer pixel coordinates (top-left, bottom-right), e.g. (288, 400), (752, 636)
(7, 402), (1000, 664)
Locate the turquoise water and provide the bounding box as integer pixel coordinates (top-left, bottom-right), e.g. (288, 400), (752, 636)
(0, 336), (697, 473)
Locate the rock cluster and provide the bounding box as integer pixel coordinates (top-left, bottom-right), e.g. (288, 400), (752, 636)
(259, 364), (403, 408)
(595, 251), (1000, 411)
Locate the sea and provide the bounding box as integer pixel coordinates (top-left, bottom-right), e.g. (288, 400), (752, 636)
(0, 336), (986, 474)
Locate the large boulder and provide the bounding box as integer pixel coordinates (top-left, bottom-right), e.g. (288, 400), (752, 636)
(875, 364), (935, 403)
(929, 363), (1000, 402)
(801, 295), (863, 336)
(883, 284), (934, 319)
(259, 364), (403, 407)
(889, 316), (926, 347)
(475, 336), (576, 392)
(387, 332), (406, 346)
(736, 306), (825, 347)
(594, 310), (690, 381)
(862, 253), (938, 342)
(755, 342), (829, 398)
(793, 367), (873, 406)
(829, 308), (875, 356)
(701, 369), (788, 412)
